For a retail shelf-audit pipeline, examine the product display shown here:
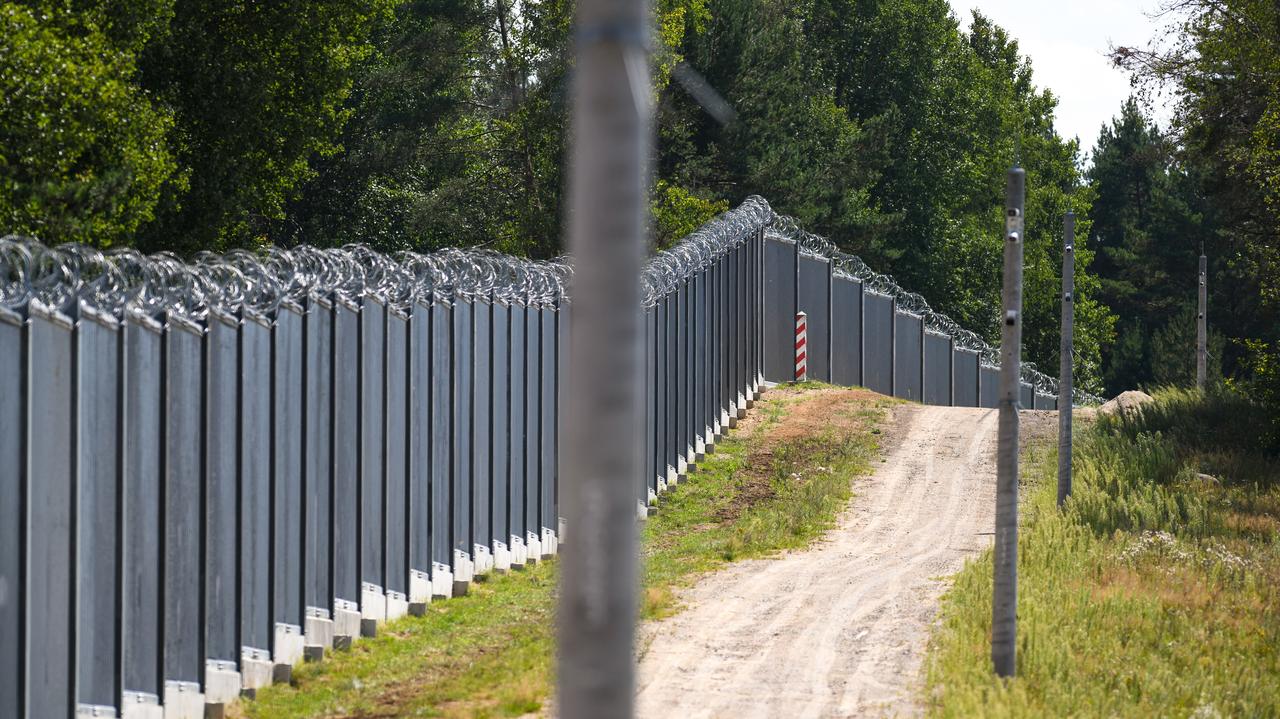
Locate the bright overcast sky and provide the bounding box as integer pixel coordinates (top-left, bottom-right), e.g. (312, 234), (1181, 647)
(947, 0), (1168, 158)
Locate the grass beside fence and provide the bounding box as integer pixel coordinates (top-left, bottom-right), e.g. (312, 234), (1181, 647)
(925, 388), (1280, 718)
(239, 383), (891, 718)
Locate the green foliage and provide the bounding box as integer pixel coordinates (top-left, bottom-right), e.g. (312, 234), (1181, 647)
(1, 3), (178, 246)
(1147, 306), (1226, 387)
(651, 180), (729, 250)
(659, 0), (1113, 392)
(4, 0), (1117, 383)
(137, 0), (400, 251)
(1239, 339), (1280, 449)
(926, 390), (1280, 716)
(1108, 0), (1280, 403)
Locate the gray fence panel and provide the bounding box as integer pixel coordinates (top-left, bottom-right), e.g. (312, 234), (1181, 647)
(409, 302), (433, 576)
(241, 317), (273, 654)
(453, 300), (474, 568)
(665, 292), (678, 473)
(429, 302), (452, 570)
(76, 311), (122, 710)
(1034, 392), (1053, 410)
(557, 302), (569, 530)
(979, 365), (999, 408)
(704, 269), (716, 436)
(360, 300), (387, 597)
(490, 303), (509, 552)
(831, 276), (862, 386)
(540, 306), (557, 540)
(333, 302), (361, 604)
(523, 306), (539, 550)
(472, 302), (492, 565)
(952, 349), (980, 407)
(163, 321), (202, 687)
(750, 237), (759, 389)
(303, 298), (334, 614)
(654, 298), (668, 482)
(797, 255), (832, 382)
(508, 303), (525, 556)
(0, 311), (22, 718)
(26, 307), (74, 718)
(862, 293), (893, 394)
(693, 273), (704, 444)
(676, 281), (689, 461)
(273, 307), (305, 636)
(643, 307), (655, 501)
(924, 332), (952, 406)
(763, 237), (797, 383)
(205, 313), (239, 663)
(386, 311), (409, 596)
(720, 258), (731, 421)
(1020, 382), (1034, 409)
(713, 260), (725, 426)
(747, 239), (756, 389)
(893, 312), (923, 401)
(729, 248), (740, 408)
(121, 317), (163, 700)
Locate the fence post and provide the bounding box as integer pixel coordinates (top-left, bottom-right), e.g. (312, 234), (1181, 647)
(1197, 252), (1207, 389)
(1058, 212), (1075, 507)
(795, 311), (808, 382)
(558, 0), (649, 712)
(992, 166), (1025, 677)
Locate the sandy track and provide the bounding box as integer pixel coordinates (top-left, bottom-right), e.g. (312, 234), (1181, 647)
(635, 405), (1000, 719)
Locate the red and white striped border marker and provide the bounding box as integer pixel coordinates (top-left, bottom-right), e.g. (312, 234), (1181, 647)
(795, 311), (808, 382)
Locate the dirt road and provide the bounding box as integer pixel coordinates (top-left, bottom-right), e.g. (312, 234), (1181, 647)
(634, 404), (1001, 718)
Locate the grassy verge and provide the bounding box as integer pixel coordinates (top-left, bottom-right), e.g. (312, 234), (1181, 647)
(640, 383), (890, 618)
(925, 388), (1280, 717)
(240, 383), (890, 718)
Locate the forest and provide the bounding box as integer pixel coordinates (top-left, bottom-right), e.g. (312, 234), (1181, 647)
(1, 0), (1276, 412)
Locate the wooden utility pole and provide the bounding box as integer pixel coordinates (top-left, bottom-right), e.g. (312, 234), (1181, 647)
(1197, 253), (1207, 389)
(558, 0), (651, 716)
(992, 167), (1024, 678)
(1058, 212), (1074, 507)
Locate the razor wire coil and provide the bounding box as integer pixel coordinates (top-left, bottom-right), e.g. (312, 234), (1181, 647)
(0, 192), (1100, 405)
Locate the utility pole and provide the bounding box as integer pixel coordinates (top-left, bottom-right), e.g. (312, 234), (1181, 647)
(558, 0), (651, 715)
(1197, 252), (1207, 389)
(1058, 212), (1074, 507)
(992, 167), (1024, 678)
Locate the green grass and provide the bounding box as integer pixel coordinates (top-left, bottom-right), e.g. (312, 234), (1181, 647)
(640, 383), (890, 618)
(925, 388), (1280, 718)
(236, 562), (556, 718)
(240, 383), (890, 717)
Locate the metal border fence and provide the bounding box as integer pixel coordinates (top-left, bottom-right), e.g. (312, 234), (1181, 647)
(0, 195), (1086, 718)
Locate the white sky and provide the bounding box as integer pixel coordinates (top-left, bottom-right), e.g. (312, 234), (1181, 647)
(947, 0), (1170, 157)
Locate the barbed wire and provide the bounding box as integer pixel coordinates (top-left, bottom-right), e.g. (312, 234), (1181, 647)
(0, 235), (572, 321)
(0, 193), (1100, 405)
